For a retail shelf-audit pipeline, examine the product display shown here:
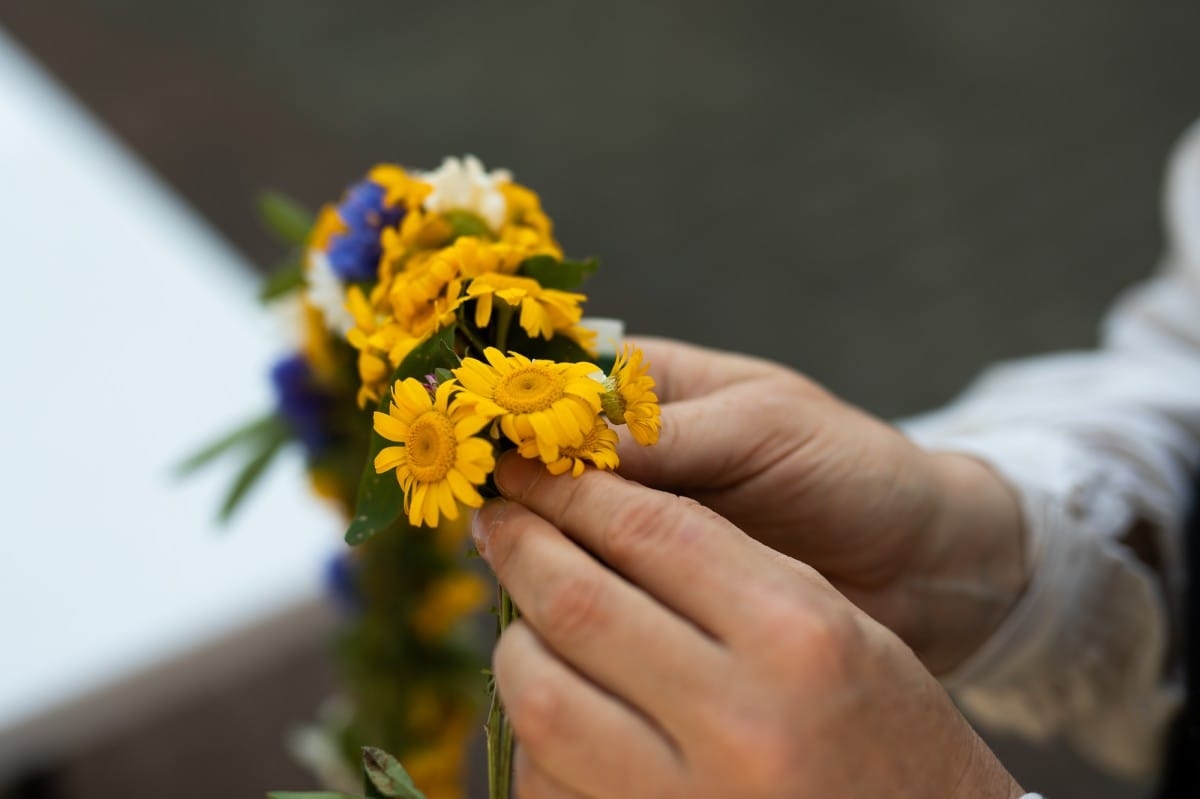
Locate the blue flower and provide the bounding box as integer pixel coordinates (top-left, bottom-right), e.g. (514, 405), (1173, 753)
(326, 179), (406, 283)
(323, 551), (361, 614)
(270, 354), (335, 457)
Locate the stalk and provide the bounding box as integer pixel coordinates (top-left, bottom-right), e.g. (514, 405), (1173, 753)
(486, 584), (518, 799)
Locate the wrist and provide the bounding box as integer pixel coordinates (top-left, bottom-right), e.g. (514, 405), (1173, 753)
(899, 452), (1030, 674)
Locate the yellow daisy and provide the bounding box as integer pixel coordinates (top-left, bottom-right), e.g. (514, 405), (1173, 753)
(373, 378), (495, 528)
(346, 285), (420, 406)
(467, 273), (585, 340)
(498, 182), (562, 258)
(382, 209), (454, 267)
(387, 256), (465, 339)
(299, 301), (340, 386)
(368, 163), (432, 209)
(434, 236), (526, 279)
(527, 417), (620, 477)
(603, 345), (662, 446)
(453, 348), (603, 462)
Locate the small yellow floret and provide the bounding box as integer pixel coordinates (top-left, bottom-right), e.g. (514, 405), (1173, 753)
(603, 345), (661, 446)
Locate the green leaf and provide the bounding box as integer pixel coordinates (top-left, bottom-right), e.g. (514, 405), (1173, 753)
(175, 413), (280, 476)
(443, 210), (492, 240)
(362, 747), (427, 799)
(268, 793), (366, 799)
(219, 418), (291, 522)
(259, 191), (315, 247)
(259, 257), (306, 303)
(344, 326), (459, 545)
(518, 254), (599, 291)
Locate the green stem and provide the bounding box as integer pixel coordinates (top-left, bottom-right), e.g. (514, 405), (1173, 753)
(457, 316), (490, 357)
(487, 584), (518, 799)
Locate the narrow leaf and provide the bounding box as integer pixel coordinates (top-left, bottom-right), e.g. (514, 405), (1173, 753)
(175, 413), (280, 476)
(259, 257), (306, 303)
(259, 191), (315, 247)
(219, 418), (290, 521)
(518, 254), (599, 291)
(363, 747), (427, 799)
(344, 326), (459, 545)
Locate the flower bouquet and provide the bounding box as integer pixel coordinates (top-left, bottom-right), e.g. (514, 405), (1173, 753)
(185, 156), (660, 799)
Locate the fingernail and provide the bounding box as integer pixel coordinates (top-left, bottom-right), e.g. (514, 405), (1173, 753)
(494, 451), (543, 498)
(472, 499), (508, 561)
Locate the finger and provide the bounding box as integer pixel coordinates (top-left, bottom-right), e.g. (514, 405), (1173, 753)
(514, 746), (592, 799)
(474, 497), (727, 735)
(492, 453), (790, 640)
(616, 340), (827, 492)
(496, 621), (683, 799)
(626, 336), (777, 404)
(613, 391), (784, 491)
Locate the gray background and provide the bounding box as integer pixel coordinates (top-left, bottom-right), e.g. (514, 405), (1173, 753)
(4, 1), (1196, 796)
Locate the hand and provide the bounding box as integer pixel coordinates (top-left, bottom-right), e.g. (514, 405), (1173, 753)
(614, 338), (1028, 673)
(474, 456), (1024, 799)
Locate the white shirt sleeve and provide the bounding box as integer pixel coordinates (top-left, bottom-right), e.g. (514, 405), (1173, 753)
(901, 119), (1200, 777)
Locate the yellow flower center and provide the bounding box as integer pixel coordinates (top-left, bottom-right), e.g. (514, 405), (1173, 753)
(601, 378), (627, 424)
(494, 364), (566, 413)
(406, 410), (457, 483)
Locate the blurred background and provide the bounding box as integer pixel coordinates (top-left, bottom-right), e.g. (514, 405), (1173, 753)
(3, 1), (1198, 796)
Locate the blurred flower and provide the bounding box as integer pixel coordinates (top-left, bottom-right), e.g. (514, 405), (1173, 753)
(401, 713), (475, 799)
(373, 379), (495, 528)
(411, 572), (487, 640)
(304, 250), (356, 334)
(346, 285), (420, 407)
(270, 353), (336, 457)
(419, 155), (511, 232)
(323, 551), (361, 613)
(467, 272), (585, 340)
(498, 182), (561, 257)
(454, 348), (603, 462)
(326, 176), (407, 283)
(387, 255), (466, 339)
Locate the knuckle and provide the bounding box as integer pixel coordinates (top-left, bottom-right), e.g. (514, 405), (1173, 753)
(540, 574), (606, 642)
(601, 504), (660, 564)
(492, 622), (523, 679)
(751, 589), (860, 676)
(604, 493), (710, 564)
(506, 678), (563, 752)
(714, 715), (794, 791)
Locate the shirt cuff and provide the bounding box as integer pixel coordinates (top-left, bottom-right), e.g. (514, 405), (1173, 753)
(903, 425), (1180, 776)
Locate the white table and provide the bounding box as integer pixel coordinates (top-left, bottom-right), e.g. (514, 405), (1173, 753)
(0, 27), (341, 778)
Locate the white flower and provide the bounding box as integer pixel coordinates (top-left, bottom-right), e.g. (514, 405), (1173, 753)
(304, 250), (355, 334)
(419, 155), (512, 232)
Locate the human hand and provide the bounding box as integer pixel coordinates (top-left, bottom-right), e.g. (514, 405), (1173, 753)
(474, 456), (1024, 799)
(613, 338), (1028, 673)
